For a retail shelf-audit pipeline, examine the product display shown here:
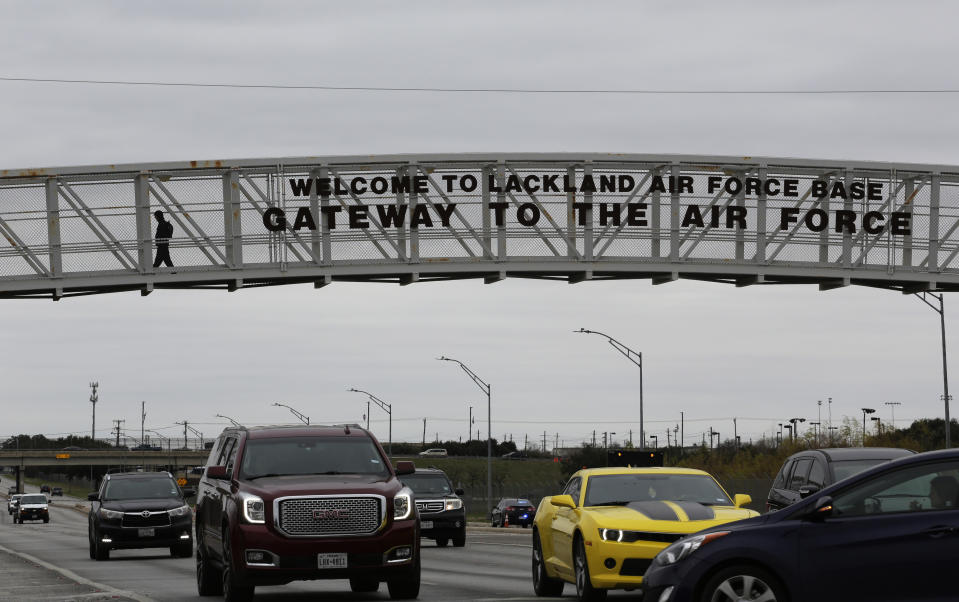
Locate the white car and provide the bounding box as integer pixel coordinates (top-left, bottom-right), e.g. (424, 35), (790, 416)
(7, 493), (22, 514)
(14, 493), (49, 523)
(419, 448), (448, 458)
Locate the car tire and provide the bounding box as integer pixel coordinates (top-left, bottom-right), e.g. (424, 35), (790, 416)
(172, 541), (193, 558)
(573, 536), (606, 602)
(88, 529), (96, 560)
(350, 577), (380, 592)
(222, 530), (254, 602)
(699, 564), (787, 602)
(387, 553), (420, 600)
(196, 540), (223, 596)
(94, 534), (110, 561)
(532, 529), (565, 597)
(436, 537), (449, 547)
(452, 528), (466, 547)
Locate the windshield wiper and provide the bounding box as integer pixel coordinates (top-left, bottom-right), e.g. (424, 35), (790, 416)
(246, 473), (290, 480)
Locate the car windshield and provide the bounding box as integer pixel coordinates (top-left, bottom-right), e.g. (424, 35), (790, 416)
(832, 459), (892, 482)
(239, 436), (389, 479)
(401, 474), (453, 495)
(20, 494), (47, 504)
(584, 474), (733, 506)
(103, 477), (180, 500)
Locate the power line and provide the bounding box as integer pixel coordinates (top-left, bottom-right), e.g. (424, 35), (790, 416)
(3, 76), (959, 95)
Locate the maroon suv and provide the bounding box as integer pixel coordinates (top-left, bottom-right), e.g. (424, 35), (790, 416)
(195, 424), (419, 601)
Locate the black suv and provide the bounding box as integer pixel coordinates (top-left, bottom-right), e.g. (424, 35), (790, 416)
(401, 467), (466, 547)
(87, 471), (195, 561)
(195, 424), (420, 601)
(766, 447), (915, 511)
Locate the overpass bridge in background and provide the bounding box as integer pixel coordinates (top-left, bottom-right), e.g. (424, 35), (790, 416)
(0, 449), (210, 492)
(1, 153), (959, 299)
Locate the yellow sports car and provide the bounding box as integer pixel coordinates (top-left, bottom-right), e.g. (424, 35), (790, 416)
(532, 467), (758, 601)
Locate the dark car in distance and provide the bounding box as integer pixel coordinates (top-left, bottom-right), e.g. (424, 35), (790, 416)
(401, 467), (466, 547)
(766, 447), (915, 511)
(87, 471), (195, 561)
(51, 487), (64, 496)
(194, 424), (420, 601)
(642, 448), (959, 602)
(39, 484), (51, 494)
(490, 498), (535, 527)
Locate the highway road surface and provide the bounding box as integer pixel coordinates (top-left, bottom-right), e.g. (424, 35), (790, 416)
(0, 490), (643, 601)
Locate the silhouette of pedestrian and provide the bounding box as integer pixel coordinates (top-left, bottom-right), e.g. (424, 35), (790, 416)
(153, 210), (174, 268)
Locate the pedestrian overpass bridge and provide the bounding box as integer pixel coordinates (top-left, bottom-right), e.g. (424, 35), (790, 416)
(2, 153), (958, 299)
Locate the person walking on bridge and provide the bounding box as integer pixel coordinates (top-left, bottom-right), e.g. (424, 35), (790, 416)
(152, 210), (175, 268)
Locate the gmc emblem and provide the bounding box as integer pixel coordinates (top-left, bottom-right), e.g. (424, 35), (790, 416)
(313, 509), (349, 520)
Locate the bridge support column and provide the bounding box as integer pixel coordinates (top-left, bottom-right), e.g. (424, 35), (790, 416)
(15, 465), (23, 493)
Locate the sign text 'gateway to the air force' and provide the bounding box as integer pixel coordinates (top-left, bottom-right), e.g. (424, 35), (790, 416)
(262, 174), (913, 236)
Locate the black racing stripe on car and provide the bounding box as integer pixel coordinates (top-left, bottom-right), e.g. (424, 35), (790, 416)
(625, 501), (679, 521)
(673, 502), (715, 520)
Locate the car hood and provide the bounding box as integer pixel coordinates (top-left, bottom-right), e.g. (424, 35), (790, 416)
(100, 499), (185, 512)
(585, 502), (756, 531)
(238, 473), (401, 498)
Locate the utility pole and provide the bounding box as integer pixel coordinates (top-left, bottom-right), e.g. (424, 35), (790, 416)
(176, 420), (191, 449)
(422, 418), (426, 447)
(524, 433), (528, 450)
(680, 412), (684, 454)
(733, 418), (738, 449)
(885, 402), (902, 431)
(542, 431), (547, 453)
(592, 430), (596, 446)
(89, 382), (99, 442)
(468, 406), (473, 442)
(666, 428), (670, 448)
(112, 419), (125, 448)
(629, 429), (633, 447)
(141, 401), (146, 447)
(817, 400), (823, 445)
(554, 433), (558, 451)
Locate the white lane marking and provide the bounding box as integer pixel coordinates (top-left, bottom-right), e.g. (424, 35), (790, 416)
(469, 541), (532, 548)
(0, 542), (153, 602)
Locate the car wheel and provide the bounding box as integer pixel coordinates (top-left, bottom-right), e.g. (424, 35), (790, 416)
(350, 576), (380, 592)
(574, 536), (606, 601)
(532, 529), (564, 597)
(452, 528), (466, 547)
(196, 538), (223, 596)
(700, 564), (786, 602)
(94, 532), (110, 561)
(88, 528), (96, 560)
(387, 552), (420, 599)
(436, 537), (449, 547)
(222, 530), (254, 602)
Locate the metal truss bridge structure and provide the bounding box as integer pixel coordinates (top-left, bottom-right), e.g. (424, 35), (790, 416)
(2, 153), (959, 299)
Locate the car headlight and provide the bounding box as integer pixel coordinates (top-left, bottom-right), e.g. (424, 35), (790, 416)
(394, 488), (413, 520)
(99, 508), (123, 520)
(599, 528), (624, 542)
(240, 492), (265, 524)
(445, 498), (463, 511)
(656, 531), (730, 566)
(169, 504), (191, 517)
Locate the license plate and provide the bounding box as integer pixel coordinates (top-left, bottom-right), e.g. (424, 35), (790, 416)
(420, 520), (433, 529)
(317, 553), (347, 569)
(137, 528), (155, 537)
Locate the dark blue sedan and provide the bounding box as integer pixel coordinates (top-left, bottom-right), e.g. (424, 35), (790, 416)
(642, 448), (959, 602)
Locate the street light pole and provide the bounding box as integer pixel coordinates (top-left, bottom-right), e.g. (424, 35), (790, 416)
(915, 292), (952, 448)
(577, 328), (645, 449)
(215, 414), (242, 427)
(861, 408), (876, 447)
(885, 402), (901, 432)
(272, 402), (310, 425)
(348, 388), (393, 457)
(438, 357), (491, 513)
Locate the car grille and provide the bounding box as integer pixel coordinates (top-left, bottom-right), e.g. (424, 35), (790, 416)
(122, 511), (171, 527)
(416, 501), (445, 513)
(278, 497), (381, 536)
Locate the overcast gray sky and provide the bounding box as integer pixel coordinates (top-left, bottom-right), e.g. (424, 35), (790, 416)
(2, 0), (958, 449)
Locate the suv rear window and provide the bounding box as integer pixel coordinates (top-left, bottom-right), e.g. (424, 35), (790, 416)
(20, 494), (47, 504)
(239, 436), (389, 478)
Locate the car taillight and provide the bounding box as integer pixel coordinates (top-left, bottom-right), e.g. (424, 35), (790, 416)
(506, 506), (514, 511)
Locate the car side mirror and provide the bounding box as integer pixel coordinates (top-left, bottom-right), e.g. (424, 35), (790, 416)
(394, 461), (415, 476)
(206, 465), (228, 480)
(87, 492), (99, 501)
(806, 496), (834, 520)
(454, 488), (465, 496)
(734, 494), (752, 508)
(798, 485), (820, 499)
(550, 494), (576, 509)
(182, 488), (196, 498)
